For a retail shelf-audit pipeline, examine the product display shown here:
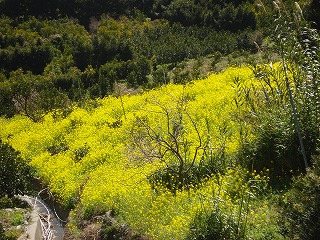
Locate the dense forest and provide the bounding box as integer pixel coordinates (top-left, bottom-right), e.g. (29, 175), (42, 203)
(1, 0), (320, 239)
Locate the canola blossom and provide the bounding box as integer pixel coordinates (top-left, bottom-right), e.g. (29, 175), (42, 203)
(0, 66), (280, 239)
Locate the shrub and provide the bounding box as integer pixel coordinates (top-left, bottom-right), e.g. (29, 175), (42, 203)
(0, 223), (5, 240)
(188, 206), (238, 240)
(187, 168), (272, 240)
(148, 152), (227, 193)
(0, 196), (29, 209)
(236, 2), (320, 177)
(281, 155), (320, 239)
(0, 140), (33, 198)
(238, 105), (305, 176)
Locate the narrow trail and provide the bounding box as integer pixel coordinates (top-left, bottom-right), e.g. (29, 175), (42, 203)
(18, 195), (65, 240)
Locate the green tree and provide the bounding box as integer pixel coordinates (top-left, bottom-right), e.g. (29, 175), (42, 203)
(0, 74), (15, 117)
(9, 68), (69, 121)
(44, 55), (83, 101)
(0, 140), (33, 198)
(98, 60), (127, 97)
(164, 0), (200, 26)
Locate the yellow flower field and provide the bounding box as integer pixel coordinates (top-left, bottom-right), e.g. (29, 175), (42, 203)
(0, 66), (281, 239)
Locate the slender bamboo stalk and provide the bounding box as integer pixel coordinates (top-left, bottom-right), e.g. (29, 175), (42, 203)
(280, 42), (308, 169)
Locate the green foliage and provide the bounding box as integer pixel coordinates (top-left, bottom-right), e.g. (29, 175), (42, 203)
(99, 212), (146, 240)
(47, 142), (69, 156)
(0, 196), (29, 209)
(74, 144), (90, 162)
(0, 223), (5, 240)
(189, 205), (238, 240)
(307, 0), (320, 27)
(1, 15), (260, 116)
(0, 76), (15, 117)
(281, 155), (320, 239)
(131, 22), (240, 66)
(148, 158), (219, 193)
(0, 0), (258, 31)
(8, 68), (69, 121)
(235, 2), (320, 177)
(238, 104), (305, 175)
(98, 60), (128, 96)
(187, 169), (276, 240)
(0, 140), (33, 198)
(0, 207), (30, 240)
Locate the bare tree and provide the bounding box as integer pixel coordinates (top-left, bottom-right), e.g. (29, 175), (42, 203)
(128, 93), (209, 190)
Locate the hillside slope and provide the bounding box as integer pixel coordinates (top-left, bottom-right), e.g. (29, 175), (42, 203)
(0, 67), (282, 239)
